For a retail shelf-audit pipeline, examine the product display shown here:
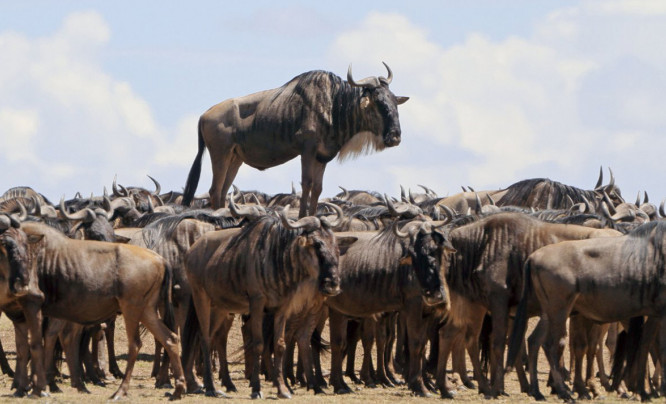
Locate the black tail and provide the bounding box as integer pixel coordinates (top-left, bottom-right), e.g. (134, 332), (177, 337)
(610, 316), (643, 392)
(479, 313), (492, 376)
(160, 264), (176, 333)
(180, 296), (201, 371)
(506, 259), (534, 368)
(181, 118), (206, 207)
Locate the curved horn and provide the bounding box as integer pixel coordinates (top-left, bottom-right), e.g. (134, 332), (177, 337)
(102, 195), (115, 220)
(432, 205), (454, 228)
(474, 193), (482, 215)
(602, 191), (616, 215)
(600, 202), (614, 221)
(347, 64), (380, 88)
(594, 166), (603, 190)
(644, 191), (649, 204)
(635, 191), (641, 207)
(566, 195), (575, 209)
(32, 196), (42, 218)
(338, 186), (349, 200)
(229, 197), (264, 219)
(319, 202), (344, 228)
(147, 195), (155, 214)
(487, 194), (496, 206)
(112, 174), (127, 197)
(385, 193), (406, 217)
(660, 199), (666, 218)
(291, 182), (297, 195)
(408, 188), (416, 204)
(380, 61), (393, 85)
(468, 186), (475, 192)
(14, 200), (27, 222)
(400, 185), (407, 202)
(461, 186), (468, 193)
(147, 175), (161, 195)
(608, 167), (615, 190)
(581, 195), (594, 214)
(280, 205), (320, 231)
(59, 197), (95, 223)
(392, 220), (411, 238)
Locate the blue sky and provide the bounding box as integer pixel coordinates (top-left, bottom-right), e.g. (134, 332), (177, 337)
(1, 1), (664, 205)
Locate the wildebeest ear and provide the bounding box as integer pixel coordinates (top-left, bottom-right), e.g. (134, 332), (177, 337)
(396, 96), (409, 105)
(27, 234), (44, 244)
(336, 236), (358, 256)
(297, 235), (309, 247)
(114, 235), (132, 244)
(360, 96), (371, 109)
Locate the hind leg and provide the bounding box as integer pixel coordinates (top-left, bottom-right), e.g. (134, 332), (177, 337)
(110, 314), (142, 400)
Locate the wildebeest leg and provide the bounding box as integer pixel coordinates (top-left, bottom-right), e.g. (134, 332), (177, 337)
(21, 299), (48, 397)
(0, 313), (14, 377)
(403, 301), (430, 397)
(526, 317), (547, 400)
(208, 144), (236, 210)
(60, 322), (91, 393)
(140, 307), (187, 400)
(299, 154), (325, 218)
(328, 308), (352, 394)
(628, 316), (659, 400)
(436, 319), (460, 398)
(43, 318), (65, 393)
(11, 320), (30, 396)
(272, 311), (291, 399)
(109, 311), (142, 400)
(384, 313), (402, 385)
(360, 318), (376, 387)
(104, 316), (123, 379)
(464, 309), (493, 395)
(374, 315), (395, 388)
(187, 293), (224, 397)
(212, 314), (236, 392)
(488, 298), (509, 397)
(542, 309), (574, 401)
(248, 296), (267, 399)
(295, 305), (325, 394)
(344, 319), (362, 384)
(658, 319), (666, 396)
(569, 315), (591, 399)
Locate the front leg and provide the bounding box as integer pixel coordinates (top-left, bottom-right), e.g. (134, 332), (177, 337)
(299, 146), (327, 218)
(22, 299), (48, 397)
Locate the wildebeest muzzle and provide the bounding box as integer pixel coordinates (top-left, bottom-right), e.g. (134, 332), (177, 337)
(318, 276), (341, 297)
(384, 128), (401, 147)
(422, 286), (446, 306)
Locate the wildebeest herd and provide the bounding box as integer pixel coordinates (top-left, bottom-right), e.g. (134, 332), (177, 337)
(0, 64), (665, 402)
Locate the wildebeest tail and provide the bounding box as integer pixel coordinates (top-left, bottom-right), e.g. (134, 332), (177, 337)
(180, 295), (201, 370)
(506, 259), (533, 368)
(160, 263), (176, 333)
(312, 327), (331, 355)
(181, 118), (206, 206)
(479, 314), (492, 375)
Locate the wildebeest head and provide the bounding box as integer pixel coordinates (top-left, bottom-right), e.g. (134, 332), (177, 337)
(281, 204), (342, 297)
(395, 216), (456, 307)
(347, 62), (409, 148)
(0, 214), (39, 297)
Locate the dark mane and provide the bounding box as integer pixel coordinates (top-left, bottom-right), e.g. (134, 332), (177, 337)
(623, 221), (666, 273)
(141, 210), (239, 249)
(497, 178), (598, 210)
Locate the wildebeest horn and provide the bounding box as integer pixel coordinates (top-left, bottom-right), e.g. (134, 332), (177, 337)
(431, 205), (454, 228)
(347, 64), (380, 89)
(319, 202), (344, 228)
(338, 186), (349, 200)
(566, 195), (575, 208)
(474, 193), (482, 215)
(487, 194), (496, 206)
(291, 182), (297, 195)
(112, 174), (127, 197)
(400, 185), (407, 203)
(600, 202), (613, 221)
(385, 193), (403, 217)
(635, 191), (641, 207)
(594, 166), (603, 190)
(380, 61), (393, 85)
(281, 205), (320, 231)
(13, 200), (28, 222)
(147, 175), (161, 196)
(60, 197), (95, 223)
(581, 195), (594, 214)
(392, 220), (412, 239)
(644, 191), (649, 204)
(229, 197), (266, 220)
(461, 186), (468, 192)
(409, 189), (416, 204)
(602, 191), (616, 215)
(660, 199), (666, 218)
(468, 186), (475, 192)
(147, 195), (155, 214)
(0, 214), (11, 231)
(102, 195), (115, 220)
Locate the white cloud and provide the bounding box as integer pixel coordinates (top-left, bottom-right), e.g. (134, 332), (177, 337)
(327, 3), (666, 198)
(0, 11), (161, 199)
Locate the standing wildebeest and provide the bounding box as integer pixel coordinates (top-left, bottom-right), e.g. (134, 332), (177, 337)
(182, 204), (344, 399)
(9, 221), (186, 400)
(326, 217), (455, 397)
(508, 221), (666, 401)
(434, 212), (621, 398)
(181, 63), (409, 217)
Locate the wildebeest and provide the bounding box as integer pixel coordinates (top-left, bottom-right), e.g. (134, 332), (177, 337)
(326, 216), (455, 397)
(181, 63), (408, 217)
(508, 221), (666, 401)
(8, 221), (186, 400)
(434, 211), (621, 398)
(181, 204), (344, 399)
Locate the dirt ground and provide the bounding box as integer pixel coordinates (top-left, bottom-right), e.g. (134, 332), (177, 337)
(0, 314), (644, 403)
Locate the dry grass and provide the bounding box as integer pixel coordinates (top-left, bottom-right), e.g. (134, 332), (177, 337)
(0, 315), (645, 403)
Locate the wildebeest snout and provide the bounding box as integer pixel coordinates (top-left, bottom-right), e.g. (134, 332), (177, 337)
(9, 276), (30, 297)
(423, 287), (446, 306)
(319, 276), (341, 297)
(384, 129), (401, 147)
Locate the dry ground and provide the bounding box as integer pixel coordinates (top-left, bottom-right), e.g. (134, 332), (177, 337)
(0, 314), (651, 403)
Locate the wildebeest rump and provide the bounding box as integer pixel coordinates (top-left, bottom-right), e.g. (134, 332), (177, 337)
(508, 221), (666, 401)
(181, 64), (408, 217)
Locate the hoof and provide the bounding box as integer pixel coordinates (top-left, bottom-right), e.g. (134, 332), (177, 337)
(250, 391), (264, 399)
(277, 391), (292, 399)
(334, 387), (353, 394)
(440, 389), (456, 399)
(204, 389), (228, 398)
